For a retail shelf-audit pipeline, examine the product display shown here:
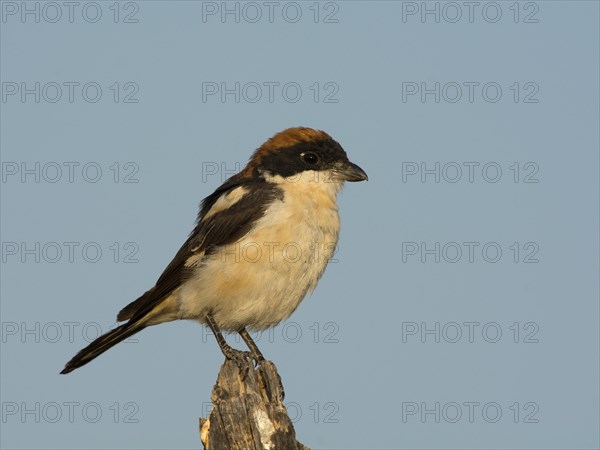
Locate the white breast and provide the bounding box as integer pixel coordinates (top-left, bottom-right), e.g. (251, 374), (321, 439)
(177, 171), (342, 331)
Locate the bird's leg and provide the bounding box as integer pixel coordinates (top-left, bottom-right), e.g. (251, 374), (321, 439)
(239, 327), (266, 366)
(240, 327), (284, 399)
(206, 314), (251, 378)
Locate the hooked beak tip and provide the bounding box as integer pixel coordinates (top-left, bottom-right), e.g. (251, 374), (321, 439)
(343, 161), (368, 182)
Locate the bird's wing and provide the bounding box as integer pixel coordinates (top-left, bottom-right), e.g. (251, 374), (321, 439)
(117, 177), (283, 323)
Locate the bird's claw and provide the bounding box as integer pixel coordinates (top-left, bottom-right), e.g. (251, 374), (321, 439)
(250, 353), (265, 368)
(225, 349), (254, 379)
(231, 351), (266, 380)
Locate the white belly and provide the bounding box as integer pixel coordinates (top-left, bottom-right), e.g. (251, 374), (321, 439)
(177, 188), (340, 331)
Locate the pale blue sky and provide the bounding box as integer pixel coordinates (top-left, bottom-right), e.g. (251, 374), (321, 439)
(1, 1), (599, 449)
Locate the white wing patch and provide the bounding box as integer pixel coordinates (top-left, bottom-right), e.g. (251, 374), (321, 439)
(203, 186), (249, 220)
(184, 187), (249, 268)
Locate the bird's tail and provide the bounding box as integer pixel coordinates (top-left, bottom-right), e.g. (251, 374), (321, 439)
(60, 322), (145, 374)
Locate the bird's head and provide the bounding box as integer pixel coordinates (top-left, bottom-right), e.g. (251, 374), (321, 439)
(242, 127), (368, 188)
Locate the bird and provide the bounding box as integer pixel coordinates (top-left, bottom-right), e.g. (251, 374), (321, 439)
(61, 127), (368, 374)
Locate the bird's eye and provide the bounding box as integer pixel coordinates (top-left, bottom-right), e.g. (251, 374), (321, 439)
(302, 152), (319, 165)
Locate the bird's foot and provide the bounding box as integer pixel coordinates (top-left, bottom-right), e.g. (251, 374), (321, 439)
(238, 327), (266, 370)
(249, 352), (265, 369)
(223, 348), (253, 379)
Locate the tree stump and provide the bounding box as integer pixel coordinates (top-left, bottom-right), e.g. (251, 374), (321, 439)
(199, 359), (309, 450)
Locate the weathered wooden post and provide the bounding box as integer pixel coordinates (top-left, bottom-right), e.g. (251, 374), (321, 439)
(200, 359), (309, 450)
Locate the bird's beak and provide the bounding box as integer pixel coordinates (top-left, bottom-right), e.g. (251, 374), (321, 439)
(338, 161), (368, 182)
